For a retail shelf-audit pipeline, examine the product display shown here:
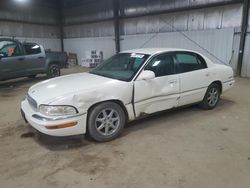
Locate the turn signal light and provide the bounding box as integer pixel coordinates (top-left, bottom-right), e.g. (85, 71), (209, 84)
(45, 122), (78, 130)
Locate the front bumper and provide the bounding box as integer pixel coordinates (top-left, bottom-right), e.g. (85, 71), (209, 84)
(21, 99), (87, 137)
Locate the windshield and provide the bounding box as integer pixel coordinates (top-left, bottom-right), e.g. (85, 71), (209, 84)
(90, 53), (150, 81)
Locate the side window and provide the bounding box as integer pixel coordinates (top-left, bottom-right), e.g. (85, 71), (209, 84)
(175, 52), (207, 73)
(145, 54), (175, 77)
(24, 43), (41, 55)
(0, 40), (22, 57)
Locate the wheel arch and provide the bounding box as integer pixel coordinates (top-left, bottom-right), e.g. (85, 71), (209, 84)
(210, 80), (222, 93)
(86, 99), (129, 134)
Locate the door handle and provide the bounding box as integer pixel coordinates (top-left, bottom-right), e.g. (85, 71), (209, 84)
(168, 79), (177, 84)
(18, 57), (24, 61)
(38, 56), (44, 59)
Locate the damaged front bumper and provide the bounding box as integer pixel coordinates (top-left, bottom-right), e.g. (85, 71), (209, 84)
(21, 99), (87, 136)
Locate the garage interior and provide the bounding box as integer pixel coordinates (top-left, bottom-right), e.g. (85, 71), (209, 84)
(0, 0), (250, 187)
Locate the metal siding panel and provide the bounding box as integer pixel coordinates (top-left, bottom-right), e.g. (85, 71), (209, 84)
(147, 15), (159, 33)
(99, 22), (114, 37)
(222, 4), (242, 28)
(63, 0), (113, 25)
(248, 7), (250, 26)
(124, 18), (137, 35)
(242, 33), (250, 77)
(121, 28), (234, 65)
(136, 17), (148, 34)
(188, 10), (205, 30)
(231, 33), (240, 73)
(0, 5), (59, 24)
(173, 13), (188, 31)
(0, 21), (59, 38)
(204, 8), (223, 29)
(64, 21), (114, 38)
(159, 13), (175, 32)
(175, 0), (190, 8)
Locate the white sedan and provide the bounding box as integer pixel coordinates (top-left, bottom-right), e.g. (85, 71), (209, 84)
(21, 48), (234, 142)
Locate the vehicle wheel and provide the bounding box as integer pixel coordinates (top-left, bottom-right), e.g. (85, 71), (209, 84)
(199, 83), (221, 110)
(28, 75), (36, 79)
(87, 102), (126, 142)
(47, 64), (60, 78)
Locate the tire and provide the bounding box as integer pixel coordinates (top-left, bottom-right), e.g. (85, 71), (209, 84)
(199, 83), (221, 110)
(28, 75), (36, 79)
(47, 64), (61, 78)
(87, 102), (126, 142)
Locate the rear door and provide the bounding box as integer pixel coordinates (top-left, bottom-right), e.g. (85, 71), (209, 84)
(0, 39), (26, 80)
(23, 43), (46, 73)
(174, 51), (211, 106)
(134, 53), (180, 117)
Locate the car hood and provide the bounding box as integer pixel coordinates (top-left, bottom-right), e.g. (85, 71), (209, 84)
(28, 73), (118, 105)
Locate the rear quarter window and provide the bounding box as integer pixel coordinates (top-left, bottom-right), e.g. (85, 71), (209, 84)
(24, 44), (41, 55)
(175, 52), (207, 73)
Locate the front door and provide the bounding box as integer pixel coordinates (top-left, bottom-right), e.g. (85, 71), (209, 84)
(134, 53), (180, 117)
(0, 39), (25, 80)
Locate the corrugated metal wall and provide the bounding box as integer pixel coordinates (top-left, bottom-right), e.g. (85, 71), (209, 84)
(63, 4), (242, 38)
(0, 0), (60, 51)
(119, 4), (242, 36)
(242, 29), (250, 77)
(0, 21), (60, 39)
(120, 28), (234, 65)
(241, 7), (250, 77)
(64, 21), (114, 38)
(63, 4), (241, 68)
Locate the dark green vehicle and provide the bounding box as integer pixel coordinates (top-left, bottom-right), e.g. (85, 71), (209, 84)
(0, 38), (68, 81)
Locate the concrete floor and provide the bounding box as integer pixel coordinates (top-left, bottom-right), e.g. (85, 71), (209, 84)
(0, 66), (249, 188)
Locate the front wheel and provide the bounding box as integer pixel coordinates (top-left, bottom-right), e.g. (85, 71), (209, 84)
(87, 102), (126, 142)
(199, 83), (221, 110)
(47, 64), (61, 78)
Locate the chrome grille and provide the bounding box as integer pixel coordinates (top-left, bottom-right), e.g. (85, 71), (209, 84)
(27, 94), (37, 109)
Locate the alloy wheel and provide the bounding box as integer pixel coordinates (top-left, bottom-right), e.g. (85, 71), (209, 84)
(207, 88), (219, 107)
(95, 108), (120, 136)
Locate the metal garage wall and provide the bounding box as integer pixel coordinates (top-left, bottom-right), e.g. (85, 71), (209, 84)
(231, 31), (241, 73)
(121, 28), (234, 65)
(241, 31), (250, 77)
(0, 21), (61, 52)
(63, 37), (115, 62)
(0, 0), (61, 51)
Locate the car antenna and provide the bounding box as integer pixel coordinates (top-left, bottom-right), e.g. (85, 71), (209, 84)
(140, 16), (228, 66)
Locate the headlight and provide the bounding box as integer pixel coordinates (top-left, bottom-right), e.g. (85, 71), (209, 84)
(39, 105), (78, 116)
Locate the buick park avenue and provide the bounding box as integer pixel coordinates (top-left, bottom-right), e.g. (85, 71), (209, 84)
(21, 48), (234, 142)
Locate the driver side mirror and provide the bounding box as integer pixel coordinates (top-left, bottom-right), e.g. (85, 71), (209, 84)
(137, 70), (155, 81)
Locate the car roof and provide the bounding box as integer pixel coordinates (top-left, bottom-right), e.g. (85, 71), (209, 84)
(121, 48), (199, 56)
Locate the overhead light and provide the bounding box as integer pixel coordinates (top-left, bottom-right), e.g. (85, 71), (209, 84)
(14, 0), (29, 4)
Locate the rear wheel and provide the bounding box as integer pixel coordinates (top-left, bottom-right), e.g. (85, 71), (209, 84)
(199, 83), (221, 110)
(87, 102), (125, 142)
(47, 64), (60, 78)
